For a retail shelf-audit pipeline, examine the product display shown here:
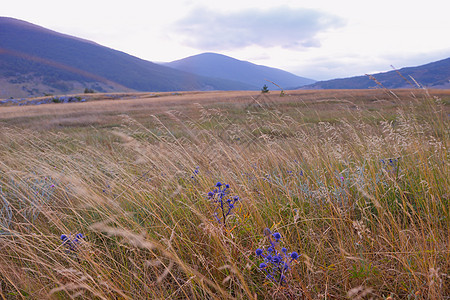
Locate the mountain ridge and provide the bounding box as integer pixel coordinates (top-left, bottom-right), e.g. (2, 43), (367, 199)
(0, 17), (256, 98)
(1, 17), (448, 99)
(299, 57), (450, 89)
(163, 52), (316, 90)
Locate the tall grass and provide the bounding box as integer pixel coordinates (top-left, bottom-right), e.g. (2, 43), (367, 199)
(0, 89), (448, 299)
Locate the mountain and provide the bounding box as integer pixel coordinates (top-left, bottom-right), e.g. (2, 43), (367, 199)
(0, 17), (253, 98)
(163, 53), (316, 90)
(300, 58), (450, 90)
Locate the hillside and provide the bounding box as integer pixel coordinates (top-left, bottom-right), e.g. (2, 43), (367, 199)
(0, 17), (253, 98)
(300, 57), (450, 89)
(164, 52), (316, 90)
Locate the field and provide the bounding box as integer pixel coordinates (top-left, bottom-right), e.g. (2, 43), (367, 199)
(0, 89), (449, 299)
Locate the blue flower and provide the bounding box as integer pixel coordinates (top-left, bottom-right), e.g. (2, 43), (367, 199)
(61, 233), (84, 252)
(273, 232), (281, 241)
(290, 252), (299, 260)
(255, 230), (298, 285)
(208, 182), (240, 226)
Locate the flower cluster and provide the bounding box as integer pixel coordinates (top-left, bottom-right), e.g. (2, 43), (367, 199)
(191, 166), (200, 180)
(255, 230), (299, 285)
(207, 182), (239, 226)
(381, 157), (401, 175)
(61, 233), (84, 252)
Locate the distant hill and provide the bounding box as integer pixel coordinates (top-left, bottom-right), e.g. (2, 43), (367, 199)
(163, 53), (316, 90)
(0, 17), (253, 98)
(300, 57), (450, 90)
(3, 17), (446, 99)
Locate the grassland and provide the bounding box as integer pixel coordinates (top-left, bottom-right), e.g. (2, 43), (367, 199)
(0, 89), (449, 299)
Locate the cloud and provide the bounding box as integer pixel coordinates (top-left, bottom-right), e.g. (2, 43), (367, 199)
(171, 6), (345, 50)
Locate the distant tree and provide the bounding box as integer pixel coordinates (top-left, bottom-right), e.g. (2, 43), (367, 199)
(84, 88), (95, 94)
(261, 84), (269, 93)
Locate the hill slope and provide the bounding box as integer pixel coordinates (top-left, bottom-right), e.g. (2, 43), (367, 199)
(164, 53), (316, 90)
(0, 17), (253, 98)
(301, 57), (450, 89)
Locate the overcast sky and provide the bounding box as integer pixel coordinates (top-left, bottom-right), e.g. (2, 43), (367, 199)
(3, 0), (450, 80)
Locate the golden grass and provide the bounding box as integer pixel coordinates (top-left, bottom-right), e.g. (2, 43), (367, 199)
(1, 89), (448, 129)
(0, 89), (448, 299)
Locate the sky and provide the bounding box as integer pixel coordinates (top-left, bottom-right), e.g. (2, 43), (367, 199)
(2, 0), (450, 80)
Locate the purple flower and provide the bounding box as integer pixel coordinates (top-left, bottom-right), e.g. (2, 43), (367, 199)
(255, 230), (298, 285)
(61, 233), (84, 252)
(208, 182), (240, 226)
(273, 232), (281, 241)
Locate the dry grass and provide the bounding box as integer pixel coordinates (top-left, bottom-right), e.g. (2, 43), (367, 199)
(0, 89), (448, 299)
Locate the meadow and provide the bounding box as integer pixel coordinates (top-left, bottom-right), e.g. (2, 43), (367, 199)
(0, 89), (449, 299)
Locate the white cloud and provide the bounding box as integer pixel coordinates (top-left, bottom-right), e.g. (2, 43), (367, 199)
(171, 6), (345, 50)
